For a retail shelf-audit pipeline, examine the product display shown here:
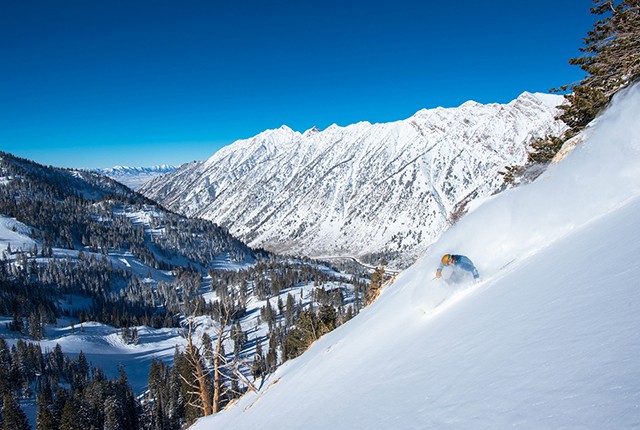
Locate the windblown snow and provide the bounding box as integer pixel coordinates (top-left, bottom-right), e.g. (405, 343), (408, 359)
(190, 84), (640, 429)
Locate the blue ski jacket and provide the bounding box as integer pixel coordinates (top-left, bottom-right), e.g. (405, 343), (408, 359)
(436, 254), (479, 279)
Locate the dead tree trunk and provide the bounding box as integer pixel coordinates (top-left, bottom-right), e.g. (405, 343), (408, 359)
(212, 321), (226, 414)
(182, 320), (213, 416)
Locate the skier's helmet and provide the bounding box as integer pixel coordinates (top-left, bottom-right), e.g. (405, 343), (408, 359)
(442, 254), (453, 265)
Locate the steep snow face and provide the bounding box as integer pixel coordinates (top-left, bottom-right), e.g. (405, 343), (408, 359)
(141, 93), (566, 268)
(97, 165), (179, 189)
(191, 84), (640, 429)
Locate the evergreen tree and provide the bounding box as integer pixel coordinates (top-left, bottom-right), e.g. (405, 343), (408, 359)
(150, 395), (168, 430)
(284, 310), (320, 360)
(318, 304), (337, 333)
(51, 387), (68, 428)
(28, 311), (45, 340)
(346, 305), (354, 321)
(250, 339), (265, 379)
(103, 395), (124, 430)
(527, 135), (565, 164)
(172, 349), (203, 424)
(58, 398), (79, 430)
(284, 293), (295, 326)
(555, 0), (640, 135)
(36, 390), (57, 430)
(499, 135), (565, 186)
(2, 392), (30, 430)
(0, 338), (11, 394)
(116, 365), (139, 430)
(503, 1), (640, 187)
(266, 332), (278, 373)
(71, 351), (90, 390)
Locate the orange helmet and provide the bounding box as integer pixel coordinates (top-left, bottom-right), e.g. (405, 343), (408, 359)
(441, 254), (453, 265)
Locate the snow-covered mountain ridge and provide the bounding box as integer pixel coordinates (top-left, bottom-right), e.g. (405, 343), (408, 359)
(141, 92), (566, 268)
(97, 164), (178, 189)
(190, 82), (640, 430)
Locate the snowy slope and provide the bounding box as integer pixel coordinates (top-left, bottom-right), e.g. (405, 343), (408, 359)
(141, 93), (566, 268)
(190, 84), (640, 429)
(0, 215), (36, 252)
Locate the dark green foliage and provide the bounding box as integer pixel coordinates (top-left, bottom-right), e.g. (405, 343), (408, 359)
(121, 326), (140, 345)
(171, 349), (203, 425)
(1, 392), (30, 430)
(499, 134), (566, 187)
(146, 358), (181, 430)
(317, 304), (337, 332)
(0, 151), (253, 270)
(499, 134), (566, 186)
(0, 150), (255, 330)
(527, 135), (565, 165)
(58, 399), (79, 430)
(555, 0), (640, 135)
(284, 293), (296, 325)
(284, 310), (320, 360)
(284, 305), (337, 361)
(251, 339), (266, 380)
(557, 85), (610, 133)
(36, 396), (57, 430)
(231, 322), (247, 357)
(266, 331), (278, 373)
(0, 338), (142, 430)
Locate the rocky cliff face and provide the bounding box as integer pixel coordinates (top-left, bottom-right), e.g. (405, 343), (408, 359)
(141, 92), (566, 268)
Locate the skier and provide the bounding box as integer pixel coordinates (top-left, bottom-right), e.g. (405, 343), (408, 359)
(435, 254), (480, 282)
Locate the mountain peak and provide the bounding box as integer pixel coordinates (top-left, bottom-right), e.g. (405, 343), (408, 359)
(277, 124), (294, 132)
(253, 124), (300, 141)
(303, 126), (321, 137)
(514, 91), (564, 109)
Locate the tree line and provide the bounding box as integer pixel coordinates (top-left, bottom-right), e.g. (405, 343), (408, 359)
(0, 338), (138, 430)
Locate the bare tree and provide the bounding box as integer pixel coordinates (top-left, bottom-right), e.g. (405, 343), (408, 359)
(210, 299), (258, 413)
(180, 318), (213, 416)
(180, 297), (258, 417)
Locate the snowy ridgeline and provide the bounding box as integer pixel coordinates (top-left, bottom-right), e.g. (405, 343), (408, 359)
(191, 84), (640, 429)
(141, 92), (567, 268)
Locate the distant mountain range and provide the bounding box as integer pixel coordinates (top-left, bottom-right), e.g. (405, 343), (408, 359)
(140, 92), (567, 268)
(96, 165), (178, 189)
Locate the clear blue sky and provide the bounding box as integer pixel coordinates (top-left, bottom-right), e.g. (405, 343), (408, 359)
(0, 0), (594, 169)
